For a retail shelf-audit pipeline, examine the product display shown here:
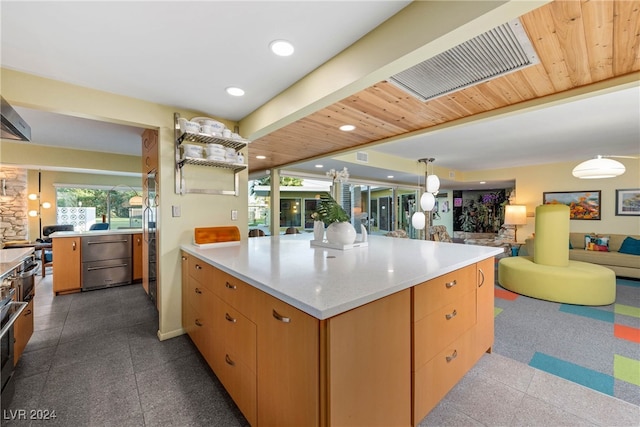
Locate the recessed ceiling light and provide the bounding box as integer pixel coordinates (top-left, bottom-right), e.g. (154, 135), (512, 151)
(387, 175), (394, 179)
(256, 155), (266, 160)
(339, 124), (356, 132)
(315, 164), (323, 168)
(270, 40), (294, 56)
(226, 87), (245, 97)
(480, 181), (486, 184)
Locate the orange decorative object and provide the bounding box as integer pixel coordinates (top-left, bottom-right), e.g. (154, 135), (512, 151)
(194, 226), (241, 244)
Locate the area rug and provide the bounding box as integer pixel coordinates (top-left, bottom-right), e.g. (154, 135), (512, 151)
(493, 277), (640, 407)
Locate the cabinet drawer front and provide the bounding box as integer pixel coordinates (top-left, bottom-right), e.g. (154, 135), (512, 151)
(217, 352), (257, 427)
(188, 278), (215, 321)
(81, 234), (132, 262)
(213, 269), (258, 321)
(413, 289), (476, 369)
(187, 255), (213, 286)
(413, 264), (476, 321)
(221, 301), (257, 372)
(413, 329), (475, 424)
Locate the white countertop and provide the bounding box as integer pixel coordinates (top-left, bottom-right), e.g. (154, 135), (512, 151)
(181, 234), (503, 320)
(0, 247), (35, 280)
(50, 228), (143, 238)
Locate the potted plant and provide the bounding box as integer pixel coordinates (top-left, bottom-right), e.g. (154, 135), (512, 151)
(313, 196), (356, 245)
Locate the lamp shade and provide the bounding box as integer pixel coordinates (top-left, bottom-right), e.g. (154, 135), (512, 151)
(420, 192), (435, 211)
(572, 156), (625, 179)
(426, 174), (440, 193)
(411, 211), (425, 229)
(504, 205), (527, 225)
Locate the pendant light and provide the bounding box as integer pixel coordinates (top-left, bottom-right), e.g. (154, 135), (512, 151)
(411, 211), (425, 229)
(572, 155), (626, 179)
(420, 192), (435, 211)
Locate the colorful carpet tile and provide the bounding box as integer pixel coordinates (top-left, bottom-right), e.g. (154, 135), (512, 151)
(493, 277), (640, 407)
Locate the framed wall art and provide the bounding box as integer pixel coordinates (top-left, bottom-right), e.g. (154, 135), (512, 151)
(543, 190), (601, 220)
(615, 189), (640, 216)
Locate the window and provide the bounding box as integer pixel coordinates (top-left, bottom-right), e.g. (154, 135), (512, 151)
(280, 198), (301, 227)
(55, 185), (142, 231)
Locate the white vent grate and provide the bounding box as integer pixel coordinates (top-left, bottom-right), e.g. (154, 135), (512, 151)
(389, 19), (539, 102)
(356, 151), (368, 163)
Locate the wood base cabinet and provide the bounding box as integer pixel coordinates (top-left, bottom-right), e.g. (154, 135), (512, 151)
(13, 298), (34, 364)
(52, 237), (81, 295)
(182, 252), (494, 427)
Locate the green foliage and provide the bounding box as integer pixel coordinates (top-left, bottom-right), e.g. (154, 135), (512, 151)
(313, 196), (350, 226)
(250, 176), (304, 196)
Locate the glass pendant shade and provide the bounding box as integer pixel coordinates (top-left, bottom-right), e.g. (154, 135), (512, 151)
(411, 211), (425, 229)
(420, 192), (435, 211)
(572, 156), (625, 179)
(426, 174), (440, 193)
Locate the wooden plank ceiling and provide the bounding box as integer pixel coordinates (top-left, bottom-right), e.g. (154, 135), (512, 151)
(248, 0), (640, 174)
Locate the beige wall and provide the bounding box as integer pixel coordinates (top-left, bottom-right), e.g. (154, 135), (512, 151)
(2, 68), (248, 340)
(462, 157), (640, 241)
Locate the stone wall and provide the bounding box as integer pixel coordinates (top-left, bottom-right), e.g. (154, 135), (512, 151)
(0, 166), (28, 243)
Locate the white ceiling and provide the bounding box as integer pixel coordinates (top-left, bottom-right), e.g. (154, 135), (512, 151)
(2, 1), (639, 188)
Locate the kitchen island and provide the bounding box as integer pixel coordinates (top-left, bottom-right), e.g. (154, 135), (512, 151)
(182, 234), (502, 427)
(49, 229), (143, 294)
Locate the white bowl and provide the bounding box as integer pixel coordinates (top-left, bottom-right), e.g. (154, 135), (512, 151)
(206, 155), (226, 162)
(200, 124), (215, 135)
(204, 147), (226, 157)
(191, 117), (225, 132)
(182, 121), (200, 134)
(225, 153), (238, 163)
(182, 144), (202, 158)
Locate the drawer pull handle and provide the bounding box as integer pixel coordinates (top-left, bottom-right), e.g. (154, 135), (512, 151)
(194, 288), (202, 294)
(445, 309), (457, 320)
(195, 264), (202, 270)
(87, 263), (128, 271)
(87, 239), (129, 245)
(182, 256), (187, 261)
(225, 354), (235, 366)
(25, 310), (32, 316)
(225, 313), (236, 323)
(72, 241), (77, 250)
(195, 319), (203, 327)
(225, 282), (237, 290)
(272, 309), (291, 323)
(445, 280), (457, 289)
(446, 350), (458, 363)
(478, 268), (485, 287)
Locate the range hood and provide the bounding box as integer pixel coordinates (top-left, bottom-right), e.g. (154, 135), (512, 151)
(1, 96), (31, 141)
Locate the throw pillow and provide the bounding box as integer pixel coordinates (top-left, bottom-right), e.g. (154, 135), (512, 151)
(619, 236), (640, 256)
(585, 234), (610, 252)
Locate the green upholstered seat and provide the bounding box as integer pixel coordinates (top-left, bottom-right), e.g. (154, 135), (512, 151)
(498, 256), (616, 305)
(498, 204), (616, 306)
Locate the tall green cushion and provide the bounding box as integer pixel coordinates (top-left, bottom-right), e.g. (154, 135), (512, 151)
(534, 204), (569, 267)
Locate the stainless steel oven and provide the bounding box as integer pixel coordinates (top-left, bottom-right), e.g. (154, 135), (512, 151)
(0, 286), (27, 412)
(15, 255), (37, 302)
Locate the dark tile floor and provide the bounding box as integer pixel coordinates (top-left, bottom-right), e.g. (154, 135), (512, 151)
(4, 274), (638, 426)
(4, 275), (248, 426)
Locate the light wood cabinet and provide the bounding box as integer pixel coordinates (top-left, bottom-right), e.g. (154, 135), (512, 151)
(257, 291), (320, 427)
(13, 298), (34, 364)
(52, 237), (81, 295)
(182, 252), (495, 427)
(132, 233), (143, 281)
(412, 261), (494, 425)
(327, 289), (411, 427)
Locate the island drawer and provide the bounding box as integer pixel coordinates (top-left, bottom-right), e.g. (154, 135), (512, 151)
(218, 299), (257, 371)
(212, 268), (258, 321)
(187, 255), (213, 287)
(413, 328), (476, 424)
(413, 288), (476, 369)
(413, 264), (476, 321)
(215, 346), (257, 426)
(187, 277), (215, 323)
